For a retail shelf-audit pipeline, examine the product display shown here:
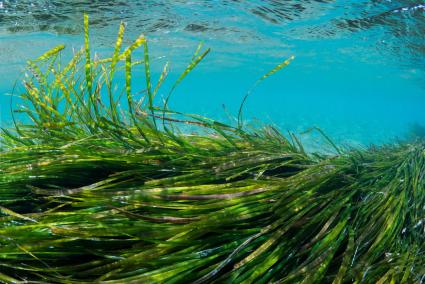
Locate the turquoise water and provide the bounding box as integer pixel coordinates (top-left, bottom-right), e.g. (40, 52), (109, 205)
(1, 1), (425, 147)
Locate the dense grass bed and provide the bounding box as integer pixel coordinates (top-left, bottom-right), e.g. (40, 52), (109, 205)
(0, 16), (424, 283)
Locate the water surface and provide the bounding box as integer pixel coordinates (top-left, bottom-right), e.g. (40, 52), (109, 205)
(1, 0), (425, 146)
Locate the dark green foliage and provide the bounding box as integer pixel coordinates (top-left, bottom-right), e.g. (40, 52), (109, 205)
(0, 16), (424, 283)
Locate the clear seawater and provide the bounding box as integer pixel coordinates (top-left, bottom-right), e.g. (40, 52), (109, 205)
(1, 1), (425, 147)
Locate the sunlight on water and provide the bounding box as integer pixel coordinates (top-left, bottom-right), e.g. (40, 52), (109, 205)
(1, 0), (425, 146)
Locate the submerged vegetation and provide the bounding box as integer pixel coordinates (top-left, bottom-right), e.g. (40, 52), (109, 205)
(0, 16), (424, 283)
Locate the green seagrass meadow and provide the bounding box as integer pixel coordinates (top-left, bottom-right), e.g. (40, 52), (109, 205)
(0, 16), (424, 283)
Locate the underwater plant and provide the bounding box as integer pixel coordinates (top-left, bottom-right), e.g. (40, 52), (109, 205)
(0, 16), (424, 283)
(408, 122), (425, 141)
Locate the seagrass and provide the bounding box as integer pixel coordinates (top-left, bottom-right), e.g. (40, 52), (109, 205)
(0, 16), (424, 283)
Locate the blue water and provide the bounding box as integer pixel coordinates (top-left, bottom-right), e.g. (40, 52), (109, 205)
(1, 1), (425, 147)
